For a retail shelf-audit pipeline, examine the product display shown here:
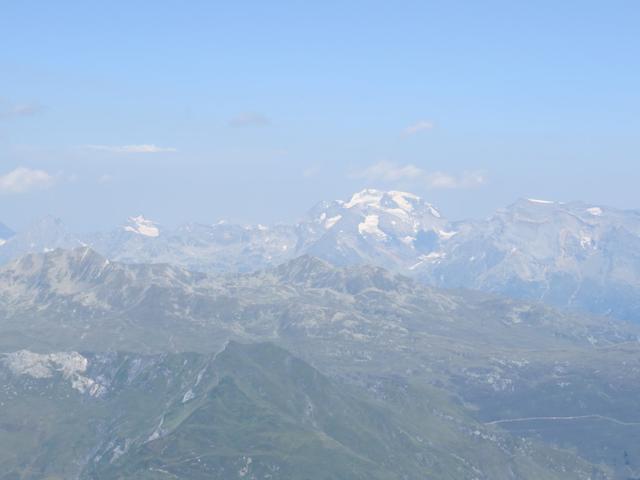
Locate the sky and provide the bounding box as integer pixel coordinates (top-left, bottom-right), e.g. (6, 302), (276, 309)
(1, 1), (639, 232)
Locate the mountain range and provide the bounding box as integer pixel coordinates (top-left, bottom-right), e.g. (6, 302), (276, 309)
(2, 191), (640, 477)
(1, 247), (640, 478)
(2, 189), (640, 323)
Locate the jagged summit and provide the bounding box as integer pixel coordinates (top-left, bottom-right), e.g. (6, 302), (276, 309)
(337, 188), (442, 218)
(273, 254), (335, 276)
(0, 215), (83, 265)
(1, 246), (114, 296)
(268, 253), (415, 295)
(298, 189), (452, 270)
(269, 254), (338, 287)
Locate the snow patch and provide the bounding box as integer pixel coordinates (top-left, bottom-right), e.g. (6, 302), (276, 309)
(146, 417), (165, 442)
(182, 389), (195, 403)
(427, 205), (442, 218)
(527, 198), (554, 205)
(580, 235), (593, 249)
(238, 457), (253, 477)
(324, 215), (342, 229)
(423, 251), (445, 261)
(586, 207), (603, 216)
(345, 189), (384, 209)
(507, 305), (532, 324)
(409, 252), (446, 270)
(388, 190), (419, 211)
(437, 229), (457, 239)
(358, 215), (386, 238)
(124, 215), (160, 237)
(400, 235), (415, 245)
(343, 189), (441, 221)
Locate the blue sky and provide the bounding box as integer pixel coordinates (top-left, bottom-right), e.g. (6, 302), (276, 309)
(1, 1), (639, 231)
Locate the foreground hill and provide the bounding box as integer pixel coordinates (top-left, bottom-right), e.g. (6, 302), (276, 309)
(0, 342), (607, 479)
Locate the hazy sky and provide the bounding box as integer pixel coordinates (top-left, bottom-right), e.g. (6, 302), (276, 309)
(1, 1), (639, 231)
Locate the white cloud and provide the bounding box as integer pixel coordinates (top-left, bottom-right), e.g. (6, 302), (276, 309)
(85, 144), (177, 154)
(0, 101), (44, 119)
(355, 162), (423, 182)
(0, 167), (56, 194)
(403, 120), (434, 136)
(229, 112), (270, 128)
(352, 161), (486, 190)
(423, 170), (486, 189)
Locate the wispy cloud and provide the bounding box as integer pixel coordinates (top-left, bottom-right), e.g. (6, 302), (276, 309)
(85, 144), (177, 154)
(303, 166), (321, 178)
(98, 174), (114, 184)
(352, 161), (486, 190)
(355, 162), (424, 182)
(0, 100), (44, 119)
(229, 112), (270, 128)
(0, 167), (56, 194)
(403, 120), (434, 136)
(422, 170), (486, 189)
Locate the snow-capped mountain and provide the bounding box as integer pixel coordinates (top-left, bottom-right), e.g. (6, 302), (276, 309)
(123, 215), (160, 237)
(82, 189), (455, 272)
(416, 198), (640, 320)
(297, 189), (455, 269)
(80, 216), (161, 268)
(3, 191), (640, 321)
(86, 216), (298, 272)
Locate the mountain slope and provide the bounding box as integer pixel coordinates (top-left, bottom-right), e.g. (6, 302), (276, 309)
(0, 342), (606, 480)
(295, 189), (452, 269)
(86, 217), (298, 273)
(0, 247), (635, 355)
(0, 215), (83, 265)
(1, 248), (639, 478)
(416, 198), (640, 322)
(0, 221), (13, 244)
